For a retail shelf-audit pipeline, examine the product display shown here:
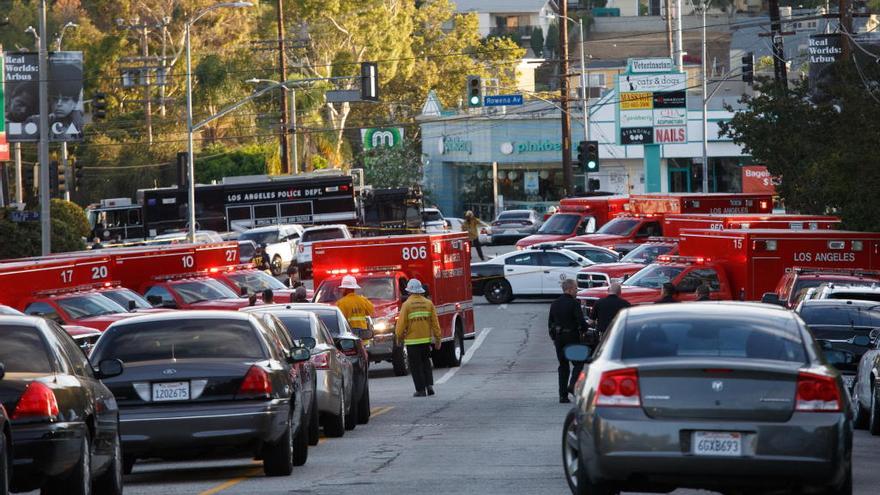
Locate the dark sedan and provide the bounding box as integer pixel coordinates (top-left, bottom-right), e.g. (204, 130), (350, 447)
(92, 311), (311, 477)
(561, 303), (851, 495)
(0, 315), (124, 495)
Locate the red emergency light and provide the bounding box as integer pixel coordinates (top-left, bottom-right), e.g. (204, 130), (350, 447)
(35, 280), (120, 297)
(151, 270), (210, 281)
(657, 255), (711, 264)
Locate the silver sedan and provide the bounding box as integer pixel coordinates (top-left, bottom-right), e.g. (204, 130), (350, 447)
(561, 302), (852, 495)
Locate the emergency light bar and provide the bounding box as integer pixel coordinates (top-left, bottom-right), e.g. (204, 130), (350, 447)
(206, 263), (257, 274)
(325, 265), (403, 276)
(645, 237), (679, 243)
(35, 281), (119, 297)
(656, 255), (711, 264)
(151, 270), (210, 281)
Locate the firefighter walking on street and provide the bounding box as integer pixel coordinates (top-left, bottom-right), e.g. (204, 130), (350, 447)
(336, 275), (374, 336)
(395, 279), (442, 397)
(549, 278), (589, 403)
(462, 210), (485, 261)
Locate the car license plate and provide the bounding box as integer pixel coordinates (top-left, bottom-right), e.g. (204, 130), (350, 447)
(692, 431), (742, 457)
(152, 381), (190, 402)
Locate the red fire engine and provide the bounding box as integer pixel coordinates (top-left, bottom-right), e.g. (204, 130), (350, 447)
(515, 196), (630, 249)
(662, 213), (841, 238)
(577, 229), (880, 307)
(311, 232), (475, 374)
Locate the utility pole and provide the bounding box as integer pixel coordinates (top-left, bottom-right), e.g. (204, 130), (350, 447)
(38, 0), (50, 254)
(665, 0), (674, 60)
(14, 143), (22, 204)
(141, 25), (153, 145)
(276, 0), (291, 174)
(159, 18), (170, 117)
(767, 0), (788, 86)
(839, 0), (853, 57)
(558, 0), (573, 196)
(674, 0), (684, 71)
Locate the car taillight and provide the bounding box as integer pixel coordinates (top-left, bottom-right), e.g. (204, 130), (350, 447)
(237, 365), (272, 398)
(795, 372), (841, 412)
(12, 381), (59, 420)
(595, 368), (640, 407)
(311, 352), (330, 370)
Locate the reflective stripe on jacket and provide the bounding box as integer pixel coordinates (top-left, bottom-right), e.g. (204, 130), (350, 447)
(337, 292), (375, 330)
(394, 294), (442, 345)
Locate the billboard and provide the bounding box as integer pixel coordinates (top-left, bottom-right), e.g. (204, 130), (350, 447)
(808, 34), (842, 101)
(618, 59), (688, 146)
(5, 51), (84, 142)
(741, 165), (778, 194)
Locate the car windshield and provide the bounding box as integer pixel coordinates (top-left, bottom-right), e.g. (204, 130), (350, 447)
(240, 230), (280, 245)
(498, 211), (530, 221)
(620, 243), (675, 264)
(226, 271), (287, 292)
(423, 210), (443, 222)
(171, 279), (239, 304)
(95, 319), (266, 363)
(537, 214), (580, 235)
(620, 313), (806, 362)
(305, 310), (341, 336)
(302, 229), (345, 243)
(57, 294), (128, 319)
(315, 277), (396, 303)
(799, 304), (880, 327)
(624, 264), (685, 289)
(102, 289), (153, 310)
(0, 326), (53, 373)
(596, 218), (640, 236)
(238, 241), (257, 261)
(277, 315), (315, 340)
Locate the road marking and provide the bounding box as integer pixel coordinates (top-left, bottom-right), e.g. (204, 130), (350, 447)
(371, 405), (394, 417)
(435, 327), (493, 385)
(198, 466), (261, 495)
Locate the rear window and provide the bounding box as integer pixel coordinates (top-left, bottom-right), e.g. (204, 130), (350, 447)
(498, 211), (530, 220)
(303, 229), (345, 243)
(620, 313), (806, 362)
(311, 311), (341, 336)
(423, 210), (443, 222)
(94, 319), (266, 363)
(277, 316), (315, 340)
(799, 304), (880, 327)
(0, 326), (54, 373)
(240, 230), (280, 245)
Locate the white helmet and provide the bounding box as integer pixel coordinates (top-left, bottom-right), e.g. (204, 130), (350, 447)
(340, 275), (361, 290)
(405, 278), (425, 294)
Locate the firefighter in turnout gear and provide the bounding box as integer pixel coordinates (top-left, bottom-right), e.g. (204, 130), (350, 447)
(336, 275), (375, 334)
(395, 279), (442, 397)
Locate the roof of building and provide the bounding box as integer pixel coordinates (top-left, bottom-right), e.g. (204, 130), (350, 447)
(453, 0), (551, 14)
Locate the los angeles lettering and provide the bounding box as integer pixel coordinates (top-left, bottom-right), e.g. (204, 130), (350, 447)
(793, 252), (856, 263)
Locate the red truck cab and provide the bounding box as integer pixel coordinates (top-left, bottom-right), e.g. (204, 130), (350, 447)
(311, 233), (475, 373)
(209, 265), (298, 302)
(568, 214), (664, 250)
(575, 238), (679, 289)
(141, 275), (254, 310)
(18, 290), (139, 331)
(515, 195), (629, 249)
(762, 268), (880, 308)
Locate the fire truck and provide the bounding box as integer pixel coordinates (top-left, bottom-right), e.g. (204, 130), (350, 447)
(577, 229), (880, 308)
(310, 232), (475, 375)
(565, 193), (775, 251)
(661, 213), (841, 238)
(515, 195), (630, 249)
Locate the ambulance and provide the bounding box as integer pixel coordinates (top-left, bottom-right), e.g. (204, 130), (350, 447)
(515, 195), (630, 249)
(661, 213), (841, 238)
(311, 232), (475, 375)
(577, 229), (880, 308)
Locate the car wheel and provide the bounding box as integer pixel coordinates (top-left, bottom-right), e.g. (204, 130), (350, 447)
(484, 279), (512, 304)
(1, 430), (9, 495)
(44, 433), (91, 495)
(853, 382), (869, 430)
(357, 380), (371, 425)
(323, 388), (346, 438)
(308, 392), (320, 446)
(92, 431), (123, 495)
(392, 345), (410, 376)
(263, 409), (294, 476)
(563, 411), (616, 495)
(869, 382), (880, 435)
(270, 255), (284, 276)
(443, 326), (465, 368)
(345, 387), (358, 431)
(292, 410), (309, 467)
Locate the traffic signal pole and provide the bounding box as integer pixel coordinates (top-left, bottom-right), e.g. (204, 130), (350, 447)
(38, 0), (50, 254)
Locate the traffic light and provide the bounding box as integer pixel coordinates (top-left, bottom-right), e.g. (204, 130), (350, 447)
(48, 161), (59, 196)
(466, 75), (482, 107)
(360, 62), (379, 101)
(577, 140), (588, 169)
(742, 52), (754, 84)
(93, 92), (107, 120)
(585, 140), (599, 172)
(57, 161), (67, 196)
(73, 159), (84, 191)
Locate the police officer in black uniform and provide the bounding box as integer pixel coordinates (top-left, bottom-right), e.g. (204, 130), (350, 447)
(549, 278), (589, 403)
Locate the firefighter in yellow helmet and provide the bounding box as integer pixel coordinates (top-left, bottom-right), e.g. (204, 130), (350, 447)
(336, 275), (374, 335)
(395, 279), (442, 397)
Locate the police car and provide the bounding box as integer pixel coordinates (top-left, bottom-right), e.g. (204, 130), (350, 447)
(471, 248), (592, 304)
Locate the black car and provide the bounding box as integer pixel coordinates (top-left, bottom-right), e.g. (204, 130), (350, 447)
(92, 311), (312, 476)
(0, 315), (124, 495)
(796, 299), (880, 391)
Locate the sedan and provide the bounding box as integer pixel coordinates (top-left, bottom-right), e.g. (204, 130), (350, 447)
(490, 209), (542, 245)
(92, 311), (312, 477)
(471, 248), (590, 304)
(0, 315), (124, 495)
(561, 303), (851, 495)
(243, 308), (356, 437)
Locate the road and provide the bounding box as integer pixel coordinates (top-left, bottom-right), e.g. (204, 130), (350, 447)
(96, 290), (880, 494)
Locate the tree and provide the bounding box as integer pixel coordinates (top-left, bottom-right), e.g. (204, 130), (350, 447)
(530, 27), (544, 58)
(544, 21), (559, 59)
(51, 199), (91, 239)
(357, 140), (423, 188)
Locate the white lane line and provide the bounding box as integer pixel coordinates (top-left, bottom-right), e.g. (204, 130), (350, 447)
(435, 327), (493, 385)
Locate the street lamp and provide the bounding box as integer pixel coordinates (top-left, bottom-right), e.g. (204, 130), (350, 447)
(55, 21), (79, 202)
(55, 21), (78, 51)
(185, 1), (253, 243)
(542, 12), (589, 142)
(246, 78), (299, 175)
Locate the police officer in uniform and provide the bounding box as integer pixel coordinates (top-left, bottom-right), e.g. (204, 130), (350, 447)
(395, 279), (442, 397)
(549, 278), (589, 403)
(589, 282), (631, 338)
(336, 275), (374, 336)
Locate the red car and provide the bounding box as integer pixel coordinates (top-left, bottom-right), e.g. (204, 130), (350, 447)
(210, 267), (299, 302)
(141, 277), (256, 310)
(18, 292), (139, 331)
(575, 239), (679, 289)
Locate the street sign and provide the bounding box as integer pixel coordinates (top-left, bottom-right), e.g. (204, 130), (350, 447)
(484, 94), (523, 107)
(361, 127), (404, 150)
(10, 210), (40, 222)
(617, 58), (688, 146)
(325, 89), (362, 103)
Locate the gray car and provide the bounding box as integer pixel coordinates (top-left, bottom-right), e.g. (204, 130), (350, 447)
(491, 209), (542, 245)
(561, 302), (852, 495)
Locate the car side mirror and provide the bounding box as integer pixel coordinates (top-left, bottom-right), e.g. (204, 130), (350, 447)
(761, 292), (783, 306)
(127, 300), (137, 311)
(853, 335), (871, 347)
(146, 295), (163, 307)
(0, 362), (5, 380)
(299, 337), (317, 350)
(95, 359), (124, 379)
(288, 347), (311, 363)
(338, 339), (357, 352)
(564, 344), (593, 363)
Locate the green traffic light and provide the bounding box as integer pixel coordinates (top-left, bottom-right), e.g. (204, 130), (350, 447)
(587, 161), (597, 170)
(470, 95), (480, 105)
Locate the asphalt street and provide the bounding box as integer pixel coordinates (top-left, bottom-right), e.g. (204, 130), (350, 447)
(23, 244), (880, 495)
